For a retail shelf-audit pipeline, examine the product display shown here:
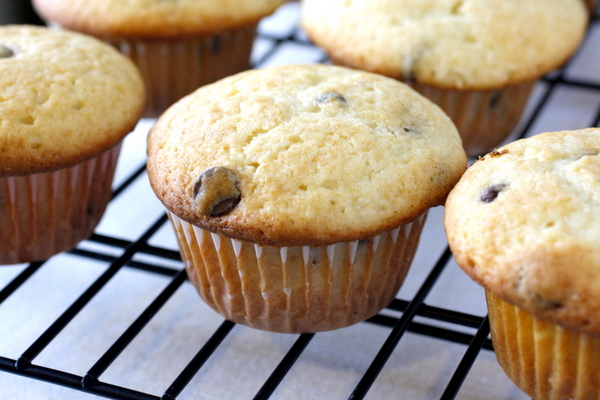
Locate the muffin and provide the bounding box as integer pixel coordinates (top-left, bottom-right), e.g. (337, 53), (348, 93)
(32, 0), (285, 118)
(0, 25), (144, 265)
(444, 128), (600, 399)
(301, 0), (588, 157)
(147, 64), (467, 333)
(585, 0), (599, 12)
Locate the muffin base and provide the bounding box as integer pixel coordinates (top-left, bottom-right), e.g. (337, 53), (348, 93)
(106, 24), (258, 119)
(328, 57), (535, 157)
(585, 0), (599, 12)
(0, 142), (122, 265)
(409, 80), (536, 157)
(169, 211), (428, 333)
(487, 291), (600, 400)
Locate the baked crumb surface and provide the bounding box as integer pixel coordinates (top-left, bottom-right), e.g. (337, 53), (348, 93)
(445, 128), (600, 335)
(147, 64), (467, 246)
(0, 25), (144, 176)
(301, 0), (587, 89)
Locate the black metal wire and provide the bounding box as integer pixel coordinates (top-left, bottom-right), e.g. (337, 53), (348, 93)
(0, 356), (158, 400)
(348, 248), (453, 400)
(161, 320), (236, 400)
(440, 317), (491, 400)
(14, 214), (170, 372)
(82, 269), (189, 389)
(0, 261), (45, 305)
(253, 334), (315, 400)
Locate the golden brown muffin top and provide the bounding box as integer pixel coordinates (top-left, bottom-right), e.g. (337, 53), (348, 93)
(32, 0), (285, 38)
(147, 64), (467, 247)
(301, 0), (587, 90)
(445, 128), (600, 335)
(0, 26), (144, 176)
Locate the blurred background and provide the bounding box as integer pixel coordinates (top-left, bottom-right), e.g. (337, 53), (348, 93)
(0, 0), (42, 25)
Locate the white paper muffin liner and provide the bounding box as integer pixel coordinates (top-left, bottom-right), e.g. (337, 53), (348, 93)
(585, 0), (599, 12)
(329, 56), (535, 157)
(105, 24), (258, 118)
(169, 210), (429, 333)
(0, 142), (122, 265)
(409, 80), (536, 157)
(487, 291), (600, 400)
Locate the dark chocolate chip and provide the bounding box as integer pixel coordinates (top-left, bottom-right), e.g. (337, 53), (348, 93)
(533, 293), (564, 310)
(480, 183), (506, 203)
(193, 166), (241, 216)
(315, 92), (348, 106)
(405, 70), (417, 85)
(0, 45), (14, 59)
(402, 126), (421, 135)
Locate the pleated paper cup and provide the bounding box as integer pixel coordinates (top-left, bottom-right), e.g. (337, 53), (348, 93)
(105, 24), (258, 119)
(585, 0), (599, 13)
(169, 211), (428, 333)
(0, 142), (122, 265)
(328, 56), (536, 158)
(487, 291), (600, 400)
(408, 81), (536, 157)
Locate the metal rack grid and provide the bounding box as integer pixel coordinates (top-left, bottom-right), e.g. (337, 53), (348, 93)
(1, 3), (599, 399)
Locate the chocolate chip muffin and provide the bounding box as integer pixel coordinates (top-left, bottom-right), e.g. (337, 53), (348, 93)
(0, 25), (144, 264)
(444, 128), (600, 399)
(301, 0), (588, 157)
(32, 0), (285, 118)
(147, 64), (467, 333)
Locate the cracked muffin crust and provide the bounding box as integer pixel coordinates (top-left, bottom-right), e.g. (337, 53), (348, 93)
(0, 25), (144, 176)
(444, 128), (600, 335)
(31, 0), (284, 38)
(32, 0), (285, 118)
(301, 0), (587, 90)
(147, 64), (467, 247)
(147, 63), (467, 333)
(301, 0), (588, 157)
(0, 25), (145, 264)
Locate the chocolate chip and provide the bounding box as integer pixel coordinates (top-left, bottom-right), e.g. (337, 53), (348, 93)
(315, 92), (348, 106)
(480, 183), (506, 203)
(193, 166), (241, 216)
(0, 45), (14, 59)
(402, 126), (421, 135)
(402, 54), (418, 84)
(533, 293), (564, 310)
(404, 69), (417, 84)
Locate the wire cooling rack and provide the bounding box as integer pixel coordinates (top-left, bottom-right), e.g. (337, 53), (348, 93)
(1, 3), (599, 400)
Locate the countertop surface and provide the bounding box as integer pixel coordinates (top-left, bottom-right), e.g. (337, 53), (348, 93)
(1, 3), (599, 399)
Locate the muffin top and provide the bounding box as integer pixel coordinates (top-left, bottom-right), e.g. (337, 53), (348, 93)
(444, 128), (600, 335)
(0, 25), (144, 176)
(147, 64), (467, 247)
(32, 0), (285, 38)
(301, 0), (587, 90)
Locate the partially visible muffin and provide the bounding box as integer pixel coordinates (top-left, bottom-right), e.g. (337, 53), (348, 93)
(32, 0), (285, 118)
(147, 64), (467, 333)
(0, 25), (144, 264)
(584, 0), (599, 13)
(301, 0), (588, 156)
(445, 128), (600, 399)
